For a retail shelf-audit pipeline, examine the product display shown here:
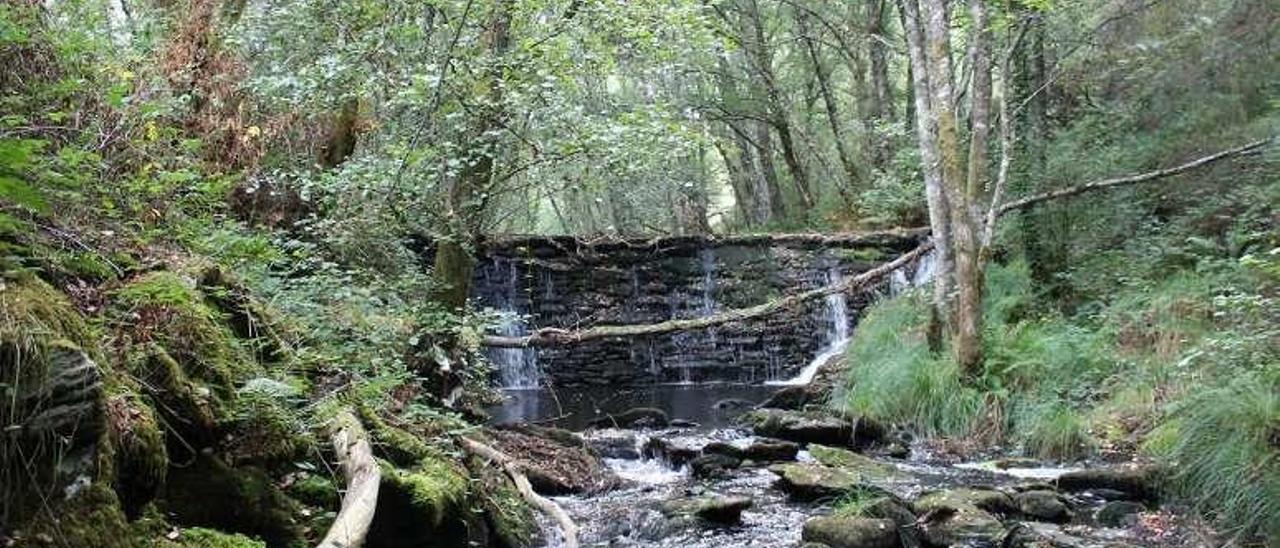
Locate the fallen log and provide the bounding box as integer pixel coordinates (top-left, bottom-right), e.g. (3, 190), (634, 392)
(483, 241), (935, 347)
(460, 437), (580, 548)
(318, 410), (381, 548)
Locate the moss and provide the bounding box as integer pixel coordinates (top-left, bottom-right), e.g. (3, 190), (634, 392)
(379, 454), (469, 527)
(224, 377), (312, 465)
(126, 344), (222, 444)
(162, 454), (305, 548)
(113, 271), (256, 393)
(466, 455), (540, 548)
(104, 383), (169, 518)
(14, 482), (135, 548)
(43, 248), (119, 281)
(167, 527), (268, 548)
(0, 271), (91, 351)
(286, 473), (340, 509)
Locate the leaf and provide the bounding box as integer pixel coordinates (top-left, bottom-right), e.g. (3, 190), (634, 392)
(0, 175), (47, 212)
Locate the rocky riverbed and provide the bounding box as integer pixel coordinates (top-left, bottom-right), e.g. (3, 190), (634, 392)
(492, 393), (1213, 548)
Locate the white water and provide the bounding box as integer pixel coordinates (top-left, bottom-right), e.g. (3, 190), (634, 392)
(485, 258), (542, 389)
(767, 267), (849, 386)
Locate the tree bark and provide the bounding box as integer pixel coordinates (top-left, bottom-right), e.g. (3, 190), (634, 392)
(797, 9), (861, 196)
(899, 0), (954, 347)
(430, 1), (512, 311)
(318, 410), (380, 548)
(745, 0), (814, 212)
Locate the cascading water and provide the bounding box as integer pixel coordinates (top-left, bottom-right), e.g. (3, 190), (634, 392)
(768, 267), (849, 386)
(484, 258), (542, 389)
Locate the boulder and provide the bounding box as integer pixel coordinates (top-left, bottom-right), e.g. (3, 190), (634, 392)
(713, 398), (755, 410)
(758, 386), (810, 410)
(702, 441), (745, 460)
(1054, 466), (1160, 501)
(587, 430), (641, 459)
(801, 516), (899, 548)
(1013, 490), (1072, 523)
(741, 438), (800, 462)
(769, 463), (889, 502)
(589, 407), (670, 428)
(689, 453), (741, 478)
(808, 445), (902, 480)
(642, 436), (701, 467)
(660, 495), (753, 525)
(740, 409), (886, 448)
(912, 488), (1012, 547)
(1095, 500), (1145, 527)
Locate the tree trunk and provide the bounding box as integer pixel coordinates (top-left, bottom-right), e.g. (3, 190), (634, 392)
(899, 0), (954, 347)
(744, 0), (813, 212)
(430, 1), (512, 311)
(867, 0), (895, 168)
(320, 98), (360, 170)
(797, 10), (861, 196)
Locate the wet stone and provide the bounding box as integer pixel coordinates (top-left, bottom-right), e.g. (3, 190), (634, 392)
(1014, 490), (1072, 523)
(660, 495), (753, 525)
(689, 453), (742, 478)
(740, 438), (800, 462)
(801, 516), (899, 548)
(1096, 500), (1145, 528)
(587, 430), (641, 460)
(590, 407), (670, 429)
(1054, 466), (1159, 502)
(642, 436), (701, 467)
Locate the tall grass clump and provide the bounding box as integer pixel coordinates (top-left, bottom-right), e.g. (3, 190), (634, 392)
(833, 291), (984, 436)
(1157, 373), (1280, 543)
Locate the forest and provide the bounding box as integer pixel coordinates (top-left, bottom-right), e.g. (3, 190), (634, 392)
(0, 0), (1276, 547)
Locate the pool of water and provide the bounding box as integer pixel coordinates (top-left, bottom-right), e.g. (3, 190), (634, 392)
(488, 383), (779, 430)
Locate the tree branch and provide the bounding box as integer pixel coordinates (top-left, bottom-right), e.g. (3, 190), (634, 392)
(459, 437), (580, 548)
(995, 138), (1274, 215)
(318, 410), (381, 548)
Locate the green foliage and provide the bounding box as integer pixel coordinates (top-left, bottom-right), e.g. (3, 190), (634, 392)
(833, 291), (984, 437)
(1160, 373), (1280, 542)
(171, 527), (268, 548)
(380, 454), (469, 527)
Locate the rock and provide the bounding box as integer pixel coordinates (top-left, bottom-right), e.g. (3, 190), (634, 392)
(642, 437), (700, 467)
(808, 445), (902, 480)
(589, 407), (669, 428)
(912, 488), (1013, 547)
(702, 441), (744, 460)
(1055, 466), (1159, 501)
(768, 463), (888, 502)
(669, 419), (700, 428)
(801, 516), (899, 548)
(1014, 490), (1072, 523)
(660, 495), (753, 525)
(689, 453), (741, 478)
(758, 386), (809, 410)
(884, 442), (910, 459)
(994, 457), (1042, 469)
(713, 398), (755, 410)
(741, 438), (800, 462)
(1095, 500), (1145, 527)
(861, 498), (923, 548)
(740, 409), (885, 448)
(587, 430), (641, 459)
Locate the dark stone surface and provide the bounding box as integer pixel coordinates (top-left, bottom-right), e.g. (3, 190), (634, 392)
(470, 234), (924, 387)
(690, 453), (742, 478)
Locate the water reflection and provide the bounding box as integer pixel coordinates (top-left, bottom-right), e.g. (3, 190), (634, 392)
(489, 383), (778, 430)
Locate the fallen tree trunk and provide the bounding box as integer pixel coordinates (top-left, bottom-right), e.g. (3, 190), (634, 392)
(318, 409), (381, 548)
(459, 437), (580, 548)
(483, 241), (935, 347)
(481, 137), (1272, 349)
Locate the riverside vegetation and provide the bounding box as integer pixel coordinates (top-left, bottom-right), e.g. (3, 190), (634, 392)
(1, 0), (1277, 546)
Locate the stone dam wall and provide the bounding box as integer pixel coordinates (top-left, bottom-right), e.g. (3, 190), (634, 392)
(470, 230), (930, 388)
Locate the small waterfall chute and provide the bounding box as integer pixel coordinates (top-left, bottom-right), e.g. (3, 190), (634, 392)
(484, 257), (542, 389)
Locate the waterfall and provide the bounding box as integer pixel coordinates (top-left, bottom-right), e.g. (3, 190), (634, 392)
(768, 267), (849, 386)
(484, 258), (542, 389)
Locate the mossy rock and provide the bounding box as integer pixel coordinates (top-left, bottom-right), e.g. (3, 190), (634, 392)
(126, 344), (222, 446)
(113, 271), (257, 393)
(105, 386), (169, 518)
(224, 377), (312, 465)
(0, 271), (91, 351)
(11, 483), (135, 548)
(162, 454), (305, 548)
(466, 454), (541, 548)
(808, 445), (901, 480)
(286, 473), (341, 509)
(369, 455), (484, 548)
(162, 527), (268, 548)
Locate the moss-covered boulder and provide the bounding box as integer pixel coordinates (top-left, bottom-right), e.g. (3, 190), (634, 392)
(162, 455), (305, 547)
(911, 488), (1012, 546)
(801, 516), (899, 548)
(369, 454), (485, 548)
(740, 409), (885, 448)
